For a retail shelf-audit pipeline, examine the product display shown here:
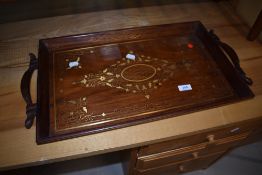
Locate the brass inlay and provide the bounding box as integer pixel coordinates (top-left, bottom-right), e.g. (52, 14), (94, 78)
(73, 52), (177, 100)
(120, 64), (157, 82)
(55, 94), (234, 132)
(53, 48), (199, 131)
(51, 37), (236, 132)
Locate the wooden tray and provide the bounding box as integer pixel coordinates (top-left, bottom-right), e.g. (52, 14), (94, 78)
(21, 21), (254, 144)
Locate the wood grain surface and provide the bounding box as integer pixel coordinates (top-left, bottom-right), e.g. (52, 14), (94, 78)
(34, 21), (253, 143)
(0, 0), (262, 171)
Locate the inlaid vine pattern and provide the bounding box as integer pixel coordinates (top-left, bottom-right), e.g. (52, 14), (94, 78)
(73, 52), (177, 99)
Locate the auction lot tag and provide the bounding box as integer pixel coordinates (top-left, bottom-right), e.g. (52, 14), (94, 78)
(178, 84), (192, 91)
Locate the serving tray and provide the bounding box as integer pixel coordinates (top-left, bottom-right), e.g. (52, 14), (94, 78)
(21, 21), (254, 144)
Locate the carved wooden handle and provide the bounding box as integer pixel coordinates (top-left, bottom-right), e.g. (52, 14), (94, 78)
(20, 53), (38, 129)
(209, 30), (253, 85)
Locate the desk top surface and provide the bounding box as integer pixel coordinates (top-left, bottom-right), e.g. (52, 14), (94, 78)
(0, 1), (262, 170)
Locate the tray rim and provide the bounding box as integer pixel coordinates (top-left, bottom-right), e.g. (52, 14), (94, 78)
(36, 21), (254, 144)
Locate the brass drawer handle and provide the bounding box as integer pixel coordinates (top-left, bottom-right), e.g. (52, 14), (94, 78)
(207, 134), (215, 143)
(230, 127), (240, 133)
(179, 165), (185, 172)
(192, 152), (199, 159)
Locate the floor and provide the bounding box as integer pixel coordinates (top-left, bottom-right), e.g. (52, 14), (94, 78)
(3, 140), (262, 175)
(184, 141), (262, 175)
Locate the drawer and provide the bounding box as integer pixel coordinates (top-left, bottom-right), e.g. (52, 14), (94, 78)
(243, 125), (262, 144)
(138, 120), (259, 156)
(136, 132), (248, 170)
(135, 152), (224, 175)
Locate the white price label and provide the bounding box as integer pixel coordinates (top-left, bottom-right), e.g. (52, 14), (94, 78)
(126, 53), (136, 60)
(178, 84), (192, 91)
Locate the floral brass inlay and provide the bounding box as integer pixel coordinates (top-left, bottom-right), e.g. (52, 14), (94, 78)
(121, 64), (157, 82)
(58, 97), (108, 129)
(57, 52), (194, 130)
(74, 53), (177, 99)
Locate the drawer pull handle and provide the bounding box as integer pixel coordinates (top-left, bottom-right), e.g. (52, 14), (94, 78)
(179, 165), (185, 172)
(230, 127), (240, 133)
(207, 134), (215, 143)
(192, 152), (199, 159)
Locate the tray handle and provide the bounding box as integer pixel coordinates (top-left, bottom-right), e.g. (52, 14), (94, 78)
(20, 53), (38, 129)
(209, 30), (253, 85)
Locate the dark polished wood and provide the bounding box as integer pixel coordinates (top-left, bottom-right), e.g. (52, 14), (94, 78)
(22, 21), (254, 144)
(122, 149), (139, 175)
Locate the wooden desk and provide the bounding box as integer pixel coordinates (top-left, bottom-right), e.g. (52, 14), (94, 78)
(0, 1), (261, 171)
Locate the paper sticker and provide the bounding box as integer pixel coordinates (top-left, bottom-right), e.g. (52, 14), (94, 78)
(126, 53), (136, 60)
(67, 57), (81, 69)
(69, 61), (79, 68)
(178, 84), (192, 91)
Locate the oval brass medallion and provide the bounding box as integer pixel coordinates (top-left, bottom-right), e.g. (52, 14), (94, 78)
(121, 64), (157, 82)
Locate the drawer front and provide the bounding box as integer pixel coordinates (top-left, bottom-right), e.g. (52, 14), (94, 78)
(136, 132), (248, 170)
(137, 144), (205, 170)
(243, 126), (262, 144)
(203, 132), (249, 153)
(138, 120), (259, 156)
(135, 152), (224, 175)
